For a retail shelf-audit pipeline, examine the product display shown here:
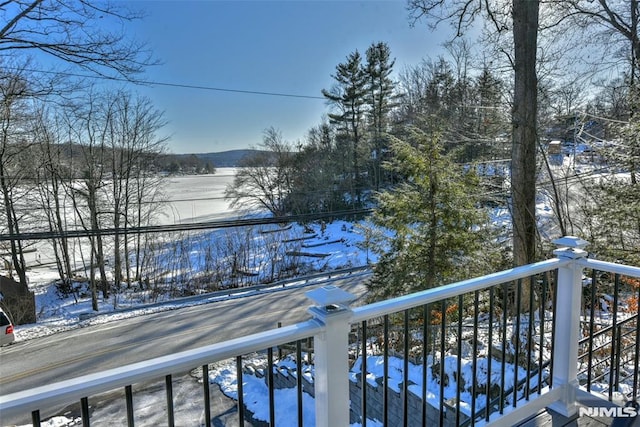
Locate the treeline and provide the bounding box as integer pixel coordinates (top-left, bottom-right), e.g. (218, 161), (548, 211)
(227, 42), (510, 218)
(154, 153), (215, 175)
(227, 40), (640, 273)
(3, 142), (215, 178)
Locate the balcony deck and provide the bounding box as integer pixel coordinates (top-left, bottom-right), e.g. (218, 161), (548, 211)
(519, 408), (612, 427)
(518, 392), (632, 427)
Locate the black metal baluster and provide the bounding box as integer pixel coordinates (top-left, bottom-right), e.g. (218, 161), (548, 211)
(456, 295), (463, 426)
(203, 364), (211, 427)
(615, 324), (623, 392)
(471, 291), (479, 426)
(499, 284), (508, 413)
(609, 273), (620, 400)
(166, 375), (175, 427)
(634, 283), (640, 401)
(587, 268), (597, 392)
(538, 273), (547, 394)
(549, 270), (558, 389)
(31, 410), (41, 427)
(125, 385), (134, 427)
(403, 309), (409, 427)
(383, 314), (389, 426)
(296, 341), (303, 427)
(237, 356), (245, 426)
(513, 279), (522, 408)
(486, 287), (495, 422)
(439, 300), (446, 426)
(361, 320), (368, 426)
(422, 304), (428, 426)
(268, 347), (275, 426)
(526, 276), (535, 400)
(81, 396), (90, 427)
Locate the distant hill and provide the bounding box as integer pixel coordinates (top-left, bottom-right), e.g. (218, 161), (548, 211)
(189, 149), (266, 167)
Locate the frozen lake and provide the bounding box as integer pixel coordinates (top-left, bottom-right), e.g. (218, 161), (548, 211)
(22, 168), (247, 278)
(157, 168), (246, 225)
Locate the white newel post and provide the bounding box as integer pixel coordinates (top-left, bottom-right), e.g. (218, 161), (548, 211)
(306, 285), (355, 427)
(547, 236), (589, 417)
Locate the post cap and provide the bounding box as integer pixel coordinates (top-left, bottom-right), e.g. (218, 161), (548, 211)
(553, 236), (589, 249)
(306, 285), (356, 312)
(553, 236), (589, 259)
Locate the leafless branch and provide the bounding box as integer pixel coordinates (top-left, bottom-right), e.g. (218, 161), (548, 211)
(0, 0), (157, 79)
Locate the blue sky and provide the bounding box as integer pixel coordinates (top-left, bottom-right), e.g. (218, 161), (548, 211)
(120, 1), (453, 154)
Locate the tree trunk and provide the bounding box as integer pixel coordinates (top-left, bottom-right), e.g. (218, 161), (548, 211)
(89, 238), (98, 311)
(511, 0), (540, 267)
(1, 177), (27, 287)
(86, 181), (109, 299)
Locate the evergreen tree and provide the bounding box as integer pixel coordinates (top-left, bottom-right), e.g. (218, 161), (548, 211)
(425, 58), (457, 125)
(366, 125), (489, 301)
(408, 0), (541, 268)
(322, 50), (368, 206)
(584, 92), (640, 263)
(394, 57), (457, 137)
(287, 122), (347, 214)
(473, 65), (508, 160)
(365, 42), (396, 190)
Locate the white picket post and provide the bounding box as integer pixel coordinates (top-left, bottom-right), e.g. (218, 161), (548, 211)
(306, 285), (355, 427)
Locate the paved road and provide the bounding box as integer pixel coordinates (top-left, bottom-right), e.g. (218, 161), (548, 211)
(0, 274), (369, 397)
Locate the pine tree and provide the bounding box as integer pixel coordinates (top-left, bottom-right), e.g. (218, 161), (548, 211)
(584, 91), (640, 263)
(468, 65), (508, 161)
(288, 123), (346, 214)
(365, 42), (396, 190)
(366, 125), (489, 301)
(322, 50), (368, 206)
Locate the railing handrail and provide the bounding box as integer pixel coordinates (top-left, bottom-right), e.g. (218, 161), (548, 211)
(0, 319), (322, 420)
(351, 257), (568, 323)
(578, 258), (640, 278)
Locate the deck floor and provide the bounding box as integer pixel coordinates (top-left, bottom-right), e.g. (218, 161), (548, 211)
(518, 407), (614, 427)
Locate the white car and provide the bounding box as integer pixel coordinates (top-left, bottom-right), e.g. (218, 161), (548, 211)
(0, 310), (15, 346)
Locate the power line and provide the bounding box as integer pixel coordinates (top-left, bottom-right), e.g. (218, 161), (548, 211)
(10, 67), (326, 100)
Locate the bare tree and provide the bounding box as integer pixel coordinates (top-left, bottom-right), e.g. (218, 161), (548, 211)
(0, 1), (155, 78)
(0, 0), (157, 304)
(102, 90), (167, 289)
(225, 127), (294, 217)
(130, 157), (165, 283)
(32, 107), (75, 285)
(553, 0), (640, 85)
(0, 68), (32, 286)
(60, 91), (111, 309)
(54, 89), (167, 309)
(511, 0), (540, 265)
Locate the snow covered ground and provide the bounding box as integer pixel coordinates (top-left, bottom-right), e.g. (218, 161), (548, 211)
(15, 220), (375, 343)
(10, 169), (375, 342)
